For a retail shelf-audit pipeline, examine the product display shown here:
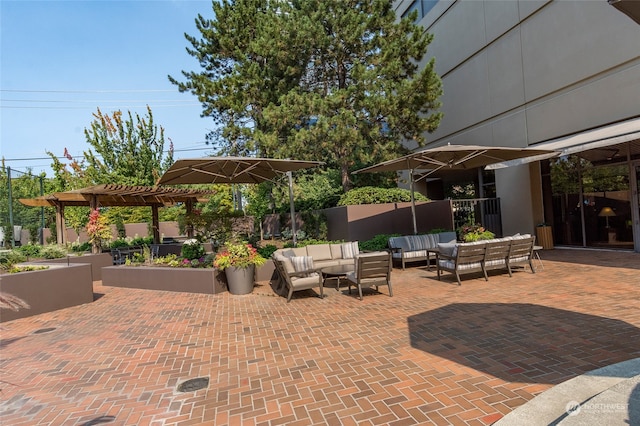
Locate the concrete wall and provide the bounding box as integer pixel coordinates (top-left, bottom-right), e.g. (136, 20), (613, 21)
(30, 253), (113, 281)
(102, 266), (227, 294)
(394, 0), (640, 230)
(32, 221), (182, 246)
(0, 264), (94, 322)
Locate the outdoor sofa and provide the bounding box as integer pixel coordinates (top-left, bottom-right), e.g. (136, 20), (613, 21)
(388, 232), (457, 269)
(273, 241), (361, 270)
(436, 234), (536, 285)
(272, 242), (361, 301)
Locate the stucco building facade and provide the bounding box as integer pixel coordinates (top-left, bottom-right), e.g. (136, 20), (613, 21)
(394, 0), (640, 251)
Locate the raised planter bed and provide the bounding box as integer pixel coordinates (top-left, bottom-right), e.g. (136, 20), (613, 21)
(255, 259), (277, 282)
(0, 263), (94, 323)
(102, 266), (228, 294)
(30, 253), (113, 281)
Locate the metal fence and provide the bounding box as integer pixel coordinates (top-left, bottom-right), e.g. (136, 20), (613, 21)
(451, 198), (502, 237)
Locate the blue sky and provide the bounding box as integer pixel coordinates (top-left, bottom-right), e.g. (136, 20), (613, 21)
(1, 0), (217, 177)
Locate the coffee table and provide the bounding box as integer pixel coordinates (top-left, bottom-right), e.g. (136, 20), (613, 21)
(321, 264), (355, 290)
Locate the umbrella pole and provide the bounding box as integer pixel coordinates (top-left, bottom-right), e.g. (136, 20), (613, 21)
(410, 169), (417, 235)
(287, 171), (297, 247)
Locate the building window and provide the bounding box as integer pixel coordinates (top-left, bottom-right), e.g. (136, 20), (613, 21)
(401, 0), (438, 21)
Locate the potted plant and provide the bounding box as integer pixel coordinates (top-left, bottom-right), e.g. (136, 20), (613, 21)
(214, 241), (266, 295)
(458, 224), (495, 242)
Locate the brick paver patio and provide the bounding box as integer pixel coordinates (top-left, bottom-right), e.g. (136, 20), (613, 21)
(1, 248), (638, 425)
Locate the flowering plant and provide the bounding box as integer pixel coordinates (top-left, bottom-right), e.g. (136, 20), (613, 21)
(86, 209), (112, 253)
(181, 239), (206, 260)
(458, 224), (495, 242)
(213, 241), (266, 270)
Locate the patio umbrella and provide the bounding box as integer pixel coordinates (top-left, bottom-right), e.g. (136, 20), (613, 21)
(157, 157), (324, 245)
(352, 144), (558, 235)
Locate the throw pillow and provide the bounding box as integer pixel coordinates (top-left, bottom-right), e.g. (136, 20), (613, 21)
(275, 254), (295, 274)
(291, 256), (314, 276)
(438, 242), (458, 257)
(341, 241), (360, 259)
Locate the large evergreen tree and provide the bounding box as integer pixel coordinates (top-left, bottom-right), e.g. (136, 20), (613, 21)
(171, 0), (442, 191)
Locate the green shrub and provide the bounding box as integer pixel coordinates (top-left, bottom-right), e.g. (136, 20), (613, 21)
(338, 186), (429, 205)
(0, 250), (27, 271)
(428, 228), (449, 234)
(359, 234), (400, 252)
(110, 238), (131, 249)
(16, 243), (42, 258)
(70, 241), (92, 253)
(153, 254), (183, 267)
(131, 236), (153, 247)
(40, 245), (68, 259)
(8, 265), (49, 274)
(256, 244), (278, 259)
(181, 239), (206, 260)
(458, 224), (495, 242)
(286, 239), (344, 248)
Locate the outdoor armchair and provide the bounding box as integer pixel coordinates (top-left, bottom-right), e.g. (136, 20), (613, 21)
(346, 251), (393, 301)
(273, 255), (324, 302)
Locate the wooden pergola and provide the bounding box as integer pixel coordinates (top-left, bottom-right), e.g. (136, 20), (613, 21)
(19, 184), (214, 245)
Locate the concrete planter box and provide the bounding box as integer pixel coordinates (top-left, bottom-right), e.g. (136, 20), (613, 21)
(255, 259), (276, 282)
(102, 266), (227, 294)
(30, 253), (113, 281)
(0, 263), (94, 323)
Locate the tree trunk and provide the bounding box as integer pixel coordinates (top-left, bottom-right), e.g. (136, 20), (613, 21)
(341, 162), (352, 193)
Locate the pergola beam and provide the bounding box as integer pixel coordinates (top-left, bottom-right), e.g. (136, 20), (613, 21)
(19, 184), (215, 245)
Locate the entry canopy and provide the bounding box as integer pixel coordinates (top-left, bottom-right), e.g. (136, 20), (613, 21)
(157, 156), (323, 185)
(487, 117), (640, 170)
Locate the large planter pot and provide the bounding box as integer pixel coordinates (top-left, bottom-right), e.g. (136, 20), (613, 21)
(225, 265), (255, 295)
(536, 226), (554, 250)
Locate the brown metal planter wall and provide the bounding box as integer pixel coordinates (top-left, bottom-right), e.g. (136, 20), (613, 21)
(323, 200), (455, 241)
(102, 266), (227, 294)
(0, 264), (94, 323)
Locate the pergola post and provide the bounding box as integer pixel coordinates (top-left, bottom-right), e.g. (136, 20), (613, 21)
(151, 204), (160, 244)
(89, 195), (100, 253)
(55, 203), (67, 246)
(185, 199), (194, 239)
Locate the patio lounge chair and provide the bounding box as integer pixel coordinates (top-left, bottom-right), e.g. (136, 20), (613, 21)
(273, 256), (324, 302)
(346, 251), (393, 300)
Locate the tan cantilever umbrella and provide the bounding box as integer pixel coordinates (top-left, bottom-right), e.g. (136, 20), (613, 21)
(157, 157), (324, 245)
(353, 145), (558, 235)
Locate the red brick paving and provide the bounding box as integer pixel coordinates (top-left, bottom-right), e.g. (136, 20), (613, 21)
(1, 248), (638, 425)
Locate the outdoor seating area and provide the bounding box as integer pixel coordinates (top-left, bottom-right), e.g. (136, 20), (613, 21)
(388, 231), (457, 269)
(0, 248), (638, 425)
(436, 234), (536, 285)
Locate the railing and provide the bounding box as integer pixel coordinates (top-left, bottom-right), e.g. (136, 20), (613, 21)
(451, 198), (502, 237)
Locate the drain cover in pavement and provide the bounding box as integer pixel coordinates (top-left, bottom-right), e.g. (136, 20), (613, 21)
(33, 327), (56, 334)
(177, 377), (209, 392)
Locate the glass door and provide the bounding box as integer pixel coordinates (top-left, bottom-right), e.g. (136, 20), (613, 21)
(550, 157), (634, 249)
(633, 163), (640, 252)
